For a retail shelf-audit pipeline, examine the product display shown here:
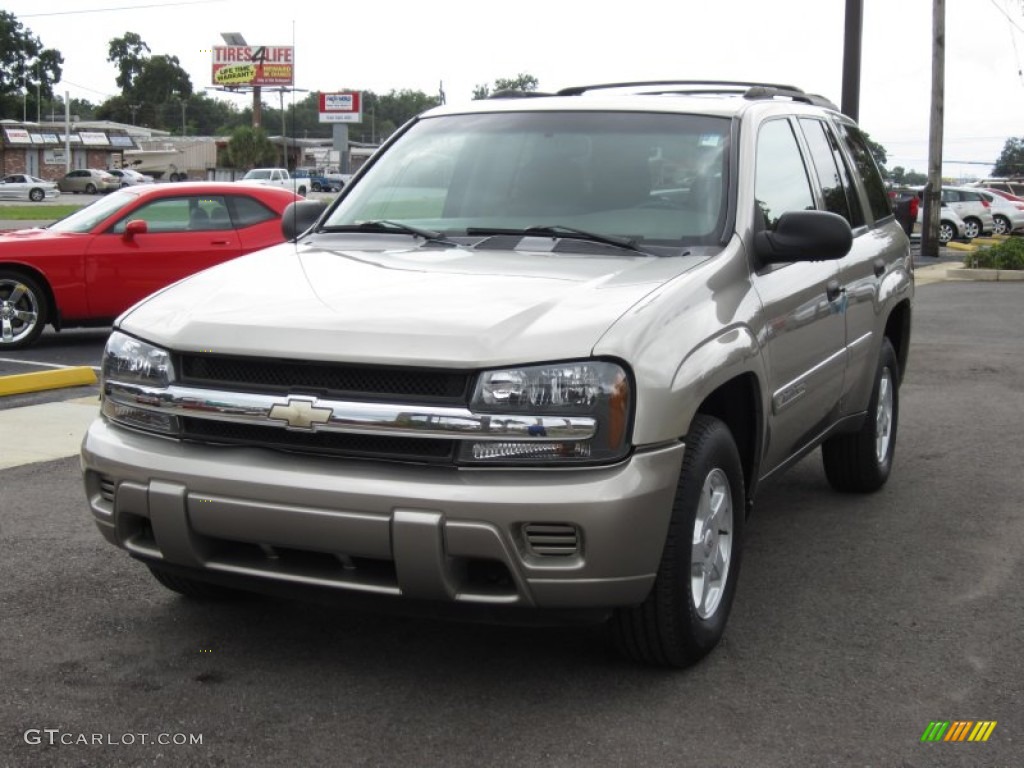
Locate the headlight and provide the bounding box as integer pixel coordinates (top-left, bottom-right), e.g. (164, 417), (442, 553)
(459, 361), (631, 465)
(101, 331), (179, 435)
(102, 331), (174, 388)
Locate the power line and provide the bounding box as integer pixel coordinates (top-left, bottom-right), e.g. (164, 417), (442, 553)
(19, 0), (225, 18)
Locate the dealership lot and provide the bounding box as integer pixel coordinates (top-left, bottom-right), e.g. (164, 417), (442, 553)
(0, 282), (1021, 766)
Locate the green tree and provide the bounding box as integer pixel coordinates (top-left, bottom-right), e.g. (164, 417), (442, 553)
(107, 32), (150, 92)
(993, 137), (1024, 176)
(225, 125), (277, 169)
(0, 11), (63, 120)
(862, 132), (887, 172)
(473, 73), (539, 100)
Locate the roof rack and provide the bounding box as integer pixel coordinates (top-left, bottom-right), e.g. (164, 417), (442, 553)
(487, 90), (558, 99)
(555, 80), (838, 109)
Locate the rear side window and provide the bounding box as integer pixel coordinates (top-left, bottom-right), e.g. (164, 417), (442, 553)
(835, 122), (891, 223)
(755, 119), (815, 230)
(228, 195), (277, 227)
(799, 118), (865, 228)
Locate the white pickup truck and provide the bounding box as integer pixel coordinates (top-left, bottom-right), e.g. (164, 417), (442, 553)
(237, 168), (309, 197)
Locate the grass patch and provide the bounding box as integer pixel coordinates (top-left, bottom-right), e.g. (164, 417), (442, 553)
(0, 205), (81, 221)
(964, 237), (1024, 270)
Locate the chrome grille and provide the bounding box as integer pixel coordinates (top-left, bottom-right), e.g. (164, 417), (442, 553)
(523, 523), (580, 557)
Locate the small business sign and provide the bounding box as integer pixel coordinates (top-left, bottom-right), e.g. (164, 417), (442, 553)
(3, 128), (31, 144)
(212, 45), (294, 86)
(319, 92), (362, 123)
(79, 131), (110, 146)
(44, 149), (67, 165)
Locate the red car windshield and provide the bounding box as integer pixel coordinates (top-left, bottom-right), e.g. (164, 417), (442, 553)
(49, 189), (140, 233)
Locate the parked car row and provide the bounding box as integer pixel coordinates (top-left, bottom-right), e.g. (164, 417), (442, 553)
(888, 184), (1020, 243)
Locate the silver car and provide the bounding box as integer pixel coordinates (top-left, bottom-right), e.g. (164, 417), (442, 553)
(978, 189), (1024, 235)
(82, 81), (913, 667)
(941, 186), (994, 239)
(58, 169), (120, 194)
(107, 168), (155, 187)
(913, 199), (969, 244)
(0, 174), (60, 202)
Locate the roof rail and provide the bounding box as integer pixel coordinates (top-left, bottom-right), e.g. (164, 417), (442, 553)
(556, 80), (804, 96)
(555, 80), (838, 109)
(487, 90), (557, 99)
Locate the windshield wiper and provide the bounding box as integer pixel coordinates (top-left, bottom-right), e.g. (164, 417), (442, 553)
(466, 225), (652, 255)
(320, 220), (462, 247)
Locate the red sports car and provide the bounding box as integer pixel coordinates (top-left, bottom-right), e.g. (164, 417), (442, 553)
(0, 182), (301, 349)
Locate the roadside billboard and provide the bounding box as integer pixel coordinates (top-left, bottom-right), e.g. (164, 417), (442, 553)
(212, 46), (294, 86)
(319, 92), (362, 123)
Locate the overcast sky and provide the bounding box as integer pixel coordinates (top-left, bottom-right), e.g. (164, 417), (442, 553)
(8, 0), (1024, 179)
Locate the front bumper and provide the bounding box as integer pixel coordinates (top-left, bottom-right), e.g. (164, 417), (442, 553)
(82, 418), (684, 609)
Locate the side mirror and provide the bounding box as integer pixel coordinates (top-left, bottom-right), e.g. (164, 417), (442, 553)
(754, 210), (852, 263)
(281, 200), (328, 240)
(123, 219), (148, 240)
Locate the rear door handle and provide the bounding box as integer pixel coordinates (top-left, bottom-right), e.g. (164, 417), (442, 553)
(873, 259), (885, 278)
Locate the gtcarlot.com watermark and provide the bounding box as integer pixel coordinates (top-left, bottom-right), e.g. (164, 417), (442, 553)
(24, 729), (203, 746)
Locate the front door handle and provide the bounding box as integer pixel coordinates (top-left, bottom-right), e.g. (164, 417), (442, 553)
(210, 239), (232, 245)
(873, 259), (885, 278)
(826, 279), (843, 302)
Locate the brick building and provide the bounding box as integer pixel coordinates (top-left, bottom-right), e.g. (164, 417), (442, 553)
(0, 120), (142, 181)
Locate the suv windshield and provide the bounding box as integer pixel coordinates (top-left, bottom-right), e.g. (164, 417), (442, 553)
(325, 111), (731, 247)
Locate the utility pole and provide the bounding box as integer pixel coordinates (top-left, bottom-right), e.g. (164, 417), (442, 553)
(921, 0), (945, 258)
(841, 0), (863, 120)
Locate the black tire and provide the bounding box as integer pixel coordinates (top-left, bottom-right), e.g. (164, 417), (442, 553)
(297, 186), (307, 197)
(311, 182), (322, 192)
(29, 188), (44, 202)
(962, 218), (981, 240)
(148, 565), (243, 600)
(993, 215), (1011, 236)
(0, 270), (48, 349)
(85, 183), (97, 194)
(610, 415), (745, 667)
(822, 338), (900, 493)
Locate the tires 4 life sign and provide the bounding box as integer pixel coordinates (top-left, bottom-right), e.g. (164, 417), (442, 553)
(212, 46), (294, 86)
(319, 92), (362, 123)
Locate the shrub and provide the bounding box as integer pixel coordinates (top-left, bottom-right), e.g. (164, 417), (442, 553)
(964, 237), (1024, 270)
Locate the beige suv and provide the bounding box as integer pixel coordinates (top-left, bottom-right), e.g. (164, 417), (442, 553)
(82, 81), (914, 667)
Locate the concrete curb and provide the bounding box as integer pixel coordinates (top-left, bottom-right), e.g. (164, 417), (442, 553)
(0, 366), (98, 397)
(947, 268), (1024, 282)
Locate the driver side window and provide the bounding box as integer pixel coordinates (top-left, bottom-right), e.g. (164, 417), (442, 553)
(755, 119), (815, 230)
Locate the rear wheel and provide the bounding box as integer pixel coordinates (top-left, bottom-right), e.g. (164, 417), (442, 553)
(610, 415), (745, 667)
(85, 183), (97, 194)
(0, 271), (48, 349)
(938, 221), (955, 244)
(822, 338), (899, 493)
(148, 565), (244, 600)
(311, 182), (322, 192)
(29, 188), (44, 202)
(992, 214), (1011, 236)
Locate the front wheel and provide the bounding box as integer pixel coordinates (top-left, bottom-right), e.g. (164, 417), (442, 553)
(311, 182), (322, 192)
(962, 218), (981, 240)
(992, 214), (1011, 236)
(29, 188), (44, 202)
(84, 183), (97, 194)
(610, 414), (745, 667)
(0, 271), (48, 349)
(822, 338), (900, 493)
(938, 221), (955, 244)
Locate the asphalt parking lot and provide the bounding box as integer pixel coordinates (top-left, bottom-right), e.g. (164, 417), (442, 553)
(0, 280), (1020, 766)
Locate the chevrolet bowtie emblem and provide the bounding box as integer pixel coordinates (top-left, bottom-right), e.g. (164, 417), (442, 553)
(268, 398), (333, 430)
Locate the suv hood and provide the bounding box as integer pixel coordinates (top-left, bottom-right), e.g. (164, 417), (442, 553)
(119, 239), (708, 367)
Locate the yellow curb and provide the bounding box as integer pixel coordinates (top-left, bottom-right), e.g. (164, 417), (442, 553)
(946, 241), (978, 252)
(0, 366), (98, 397)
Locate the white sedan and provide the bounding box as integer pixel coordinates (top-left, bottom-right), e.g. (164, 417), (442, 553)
(0, 174), (61, 202)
